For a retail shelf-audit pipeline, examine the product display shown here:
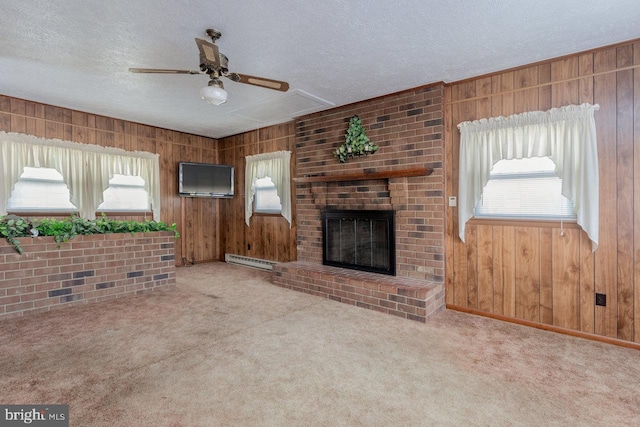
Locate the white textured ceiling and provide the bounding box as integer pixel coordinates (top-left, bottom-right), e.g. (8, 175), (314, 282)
(1, 0), (639, 139)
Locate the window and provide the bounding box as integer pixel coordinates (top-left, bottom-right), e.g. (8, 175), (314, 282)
(475, 157), (576, 220)
(244, 150), (292, 227)
(457, 103), (600, 250)
(6, 167), (77, 212)
(252, 177), (282, 214)
(97, 174), (149, 212)
(1, 132), (161, 220)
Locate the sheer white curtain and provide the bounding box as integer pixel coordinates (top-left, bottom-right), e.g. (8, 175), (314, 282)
(457, 103), (600, 250)
(245, 150), (291, 227)
(0, 131), (161, 220)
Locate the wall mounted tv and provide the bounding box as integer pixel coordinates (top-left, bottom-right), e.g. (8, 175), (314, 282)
(178, 162), (234, 198)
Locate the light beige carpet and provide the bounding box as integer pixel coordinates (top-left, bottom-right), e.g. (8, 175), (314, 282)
(1, 262), (639, 426)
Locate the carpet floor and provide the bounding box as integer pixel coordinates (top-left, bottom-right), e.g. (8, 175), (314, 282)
(1, 262), (639, 426)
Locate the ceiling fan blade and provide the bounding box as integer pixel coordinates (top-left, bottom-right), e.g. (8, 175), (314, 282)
(195, 38), (220, 68)
(226, 73), (289, 92)
(129, 68), (202, 75)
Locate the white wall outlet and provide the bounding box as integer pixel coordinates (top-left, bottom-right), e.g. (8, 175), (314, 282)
(448, 196), (457, 207)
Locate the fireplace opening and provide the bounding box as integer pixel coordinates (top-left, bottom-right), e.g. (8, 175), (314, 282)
(322, 210), (395, 276)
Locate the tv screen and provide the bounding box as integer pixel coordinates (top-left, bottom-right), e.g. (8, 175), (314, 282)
(179, 162), (234, 198)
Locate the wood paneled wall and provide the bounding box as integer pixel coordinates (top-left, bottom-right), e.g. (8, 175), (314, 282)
(218, 122), (297, 262)
(0, 95), (220, 265)
(445, 39), (640, 343)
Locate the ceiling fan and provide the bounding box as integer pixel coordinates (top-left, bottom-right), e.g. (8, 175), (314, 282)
(129, 28), (289, 105)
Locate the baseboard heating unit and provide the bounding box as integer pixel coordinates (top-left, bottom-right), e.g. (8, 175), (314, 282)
(224, 254), (278, 271)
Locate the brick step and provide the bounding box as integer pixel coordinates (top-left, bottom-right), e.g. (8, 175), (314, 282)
(272, 261), (444, 323)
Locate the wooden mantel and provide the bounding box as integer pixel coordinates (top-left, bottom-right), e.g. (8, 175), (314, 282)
(292, 166), (433, 183)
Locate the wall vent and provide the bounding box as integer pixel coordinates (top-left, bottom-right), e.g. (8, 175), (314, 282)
(224, 254), (278, 271)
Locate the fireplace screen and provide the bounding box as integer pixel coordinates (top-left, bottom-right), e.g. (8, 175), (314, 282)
(322, 210), (395, 275)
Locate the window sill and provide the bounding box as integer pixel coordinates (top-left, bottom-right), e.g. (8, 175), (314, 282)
(252, 212), (283, 217)
(468, 217), (579, 229)
(7, 211), (153, 218)
(96, 211), (152, 217)
(7, 210), (77, 216)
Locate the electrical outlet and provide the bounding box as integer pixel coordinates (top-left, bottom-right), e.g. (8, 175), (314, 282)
(595, 293), (606, 307)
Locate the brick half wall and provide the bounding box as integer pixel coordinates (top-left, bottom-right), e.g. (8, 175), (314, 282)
(0, 231), (176, 320)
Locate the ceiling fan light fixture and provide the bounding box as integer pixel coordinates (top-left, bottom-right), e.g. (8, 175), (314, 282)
(200, 79), (227, 105)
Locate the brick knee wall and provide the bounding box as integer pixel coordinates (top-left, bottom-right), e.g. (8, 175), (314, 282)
(272, 261), (444, 322)
(0, 231), (176, 320)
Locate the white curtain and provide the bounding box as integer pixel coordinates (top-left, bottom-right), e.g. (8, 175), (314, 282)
(0, 131), (161, 221)
(245, 150), (292, 227)
(457, 103), (600, 251)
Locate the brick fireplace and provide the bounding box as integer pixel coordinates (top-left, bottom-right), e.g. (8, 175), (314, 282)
(272, 83), (446, 322)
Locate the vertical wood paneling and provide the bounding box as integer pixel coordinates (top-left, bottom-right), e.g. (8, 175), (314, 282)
(515, 227), (540, 322)
(465, 225), (478, 308)
(0, 96), (11, 113)
(538, 64), (552, 111)
(513, 67), (538, 113)
(579, 54), (595, 104)
(476, 225), (493, 312)
(158, 141), (171, 226)
(499, 72), (515, 116)
(616, 45), (635, 341)
(634, 42), (640, 343)
(490, 76), (503, 117)
(172, 143), (183, 263)
(451, 100), (474, 306)
(539, 228), (553, 325)
(579, 233), (595, 334)
(217, 123), (297, 263)
(0, 110), (11, 131)
(551, 57), (579, 107)
(235, 140), (246, 256)
(445, 39), (640, 345)
(493, 226), (516, 317)
(552, 229), (580, 330)
(578, 51), (597, 334)
(444, 86), (456, 306)
(594, 47), (619, 338)
(475, 83), (493, 311)
(11, 115), (26, 133)
(501, 226), (517, 317)
(202, 147), (217, 260)
(476, 77), (492, 119)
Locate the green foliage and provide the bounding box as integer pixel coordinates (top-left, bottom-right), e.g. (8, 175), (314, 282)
(0, 213), (179, 254)
(333, 115), (379, 163)
(0, 215), (31, 254)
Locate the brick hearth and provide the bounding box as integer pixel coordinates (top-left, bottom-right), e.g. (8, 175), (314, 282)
(273, 261), (444, 322)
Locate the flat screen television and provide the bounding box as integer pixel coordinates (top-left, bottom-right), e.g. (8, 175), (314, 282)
(179, 162), (234, 198)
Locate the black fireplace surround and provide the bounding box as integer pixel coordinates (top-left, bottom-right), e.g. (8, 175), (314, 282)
(322, 210), (396, 276)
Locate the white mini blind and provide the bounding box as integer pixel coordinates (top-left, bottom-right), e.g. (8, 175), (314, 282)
(97, 174), (149, 212)
(6, 167), (77, 212)
(475, 157), (576, 220)
(252, 177), (282, 214)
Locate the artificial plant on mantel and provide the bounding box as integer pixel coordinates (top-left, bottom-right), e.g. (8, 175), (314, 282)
(334, 115), (379, 163)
